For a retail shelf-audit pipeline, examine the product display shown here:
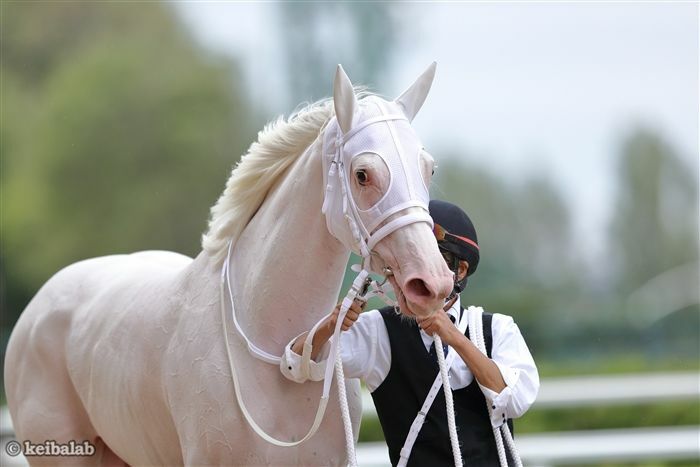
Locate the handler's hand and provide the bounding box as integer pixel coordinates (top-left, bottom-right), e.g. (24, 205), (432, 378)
(417, 311), (462, 347)
(329, 299), (365, 332)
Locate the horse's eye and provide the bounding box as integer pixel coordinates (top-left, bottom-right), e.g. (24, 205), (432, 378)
(356, 169), (369, 186)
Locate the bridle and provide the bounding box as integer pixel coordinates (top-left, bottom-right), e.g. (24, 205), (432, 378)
(219, 100), (430, 464)
(320, 98), (433, 269)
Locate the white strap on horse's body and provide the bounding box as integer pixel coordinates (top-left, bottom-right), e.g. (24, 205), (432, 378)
(220, 242), (331, 447)
(397, 306), (471, 467)
(221, 247), (394, 459)
(222, 243), (283, 365)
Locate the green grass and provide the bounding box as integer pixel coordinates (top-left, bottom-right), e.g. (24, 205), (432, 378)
(359, 400), (700, 441)
(517, 400), (700, 434)
(536, 354), (699, 378)
(358, 356), (700, 465)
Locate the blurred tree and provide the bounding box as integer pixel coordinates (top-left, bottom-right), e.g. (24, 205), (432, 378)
(610, 129), (698, 294)
(276, 2), (403, 102)
(608, 129), (699, 358)
(1, 2), (255, 332)
(430, 135), (699, 362)
(430, 157), (579, 349)
(432, 158), (577, 284)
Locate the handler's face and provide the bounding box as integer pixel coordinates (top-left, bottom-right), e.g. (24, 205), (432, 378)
(440, 251), (469, 283)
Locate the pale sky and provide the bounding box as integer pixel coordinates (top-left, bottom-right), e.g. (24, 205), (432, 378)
(174, 2), (699, 262)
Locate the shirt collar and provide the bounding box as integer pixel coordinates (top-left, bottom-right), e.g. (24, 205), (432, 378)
(446, 295), (461, 323)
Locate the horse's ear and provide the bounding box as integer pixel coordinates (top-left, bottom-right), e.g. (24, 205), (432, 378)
(395, 62), (437, 122)
(333, 65), (358, 134)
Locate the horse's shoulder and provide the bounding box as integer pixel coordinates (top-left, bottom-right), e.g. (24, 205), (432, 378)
(128, 250), (193, 269)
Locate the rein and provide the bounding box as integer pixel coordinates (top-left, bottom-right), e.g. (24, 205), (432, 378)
(220, 243), (328, 446)
(220, 240), (395, 459)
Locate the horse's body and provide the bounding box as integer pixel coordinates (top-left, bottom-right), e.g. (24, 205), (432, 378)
(5, 65), (453, 465)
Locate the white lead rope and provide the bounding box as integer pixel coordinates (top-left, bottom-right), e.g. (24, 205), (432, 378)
(434, 333), (463, 467)
(334, 344), (356, 466)
(468, 308), (523, 467)
(398, 310), (469, 467)
(320, 271), (374, 467)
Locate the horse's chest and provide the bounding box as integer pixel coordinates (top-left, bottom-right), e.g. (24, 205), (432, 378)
(168, 343), (361, 464)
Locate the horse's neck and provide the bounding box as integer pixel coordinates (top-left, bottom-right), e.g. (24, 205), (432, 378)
(229, 141), (350, 354)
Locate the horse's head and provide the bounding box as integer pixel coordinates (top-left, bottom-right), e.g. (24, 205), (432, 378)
(321, 63), (454, 318)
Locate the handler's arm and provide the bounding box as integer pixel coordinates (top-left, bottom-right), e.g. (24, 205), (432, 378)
(418, 312), (506, 393)
(420, 310), (539, 425)
(452, 334), (506, 393)
(290, 300), (364, 360)
(281, 305), (388, 386)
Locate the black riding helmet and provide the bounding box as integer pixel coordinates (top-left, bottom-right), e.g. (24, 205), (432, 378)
(429, 200), (480, 295)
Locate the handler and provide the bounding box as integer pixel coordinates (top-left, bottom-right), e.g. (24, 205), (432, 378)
(280, 199), (539, 466)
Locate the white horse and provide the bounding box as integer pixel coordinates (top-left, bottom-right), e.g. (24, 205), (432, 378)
(5, 64), (453, 466)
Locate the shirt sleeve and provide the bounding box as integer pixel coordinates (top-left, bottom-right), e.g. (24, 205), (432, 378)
(280, 332), (329, 383)
(279, 309), (391, 391)
(477, 313), (540, 428)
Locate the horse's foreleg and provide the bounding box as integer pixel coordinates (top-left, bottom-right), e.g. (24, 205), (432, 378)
(9, 369), (129, 466)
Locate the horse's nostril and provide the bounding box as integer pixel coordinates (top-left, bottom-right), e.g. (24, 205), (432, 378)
(405, 278), (433, 299)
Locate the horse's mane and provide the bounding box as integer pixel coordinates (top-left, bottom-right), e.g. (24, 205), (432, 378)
(201, 98), (335, 265)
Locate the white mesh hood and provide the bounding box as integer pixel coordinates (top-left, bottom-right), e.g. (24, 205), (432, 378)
(321, 96), (432, 258)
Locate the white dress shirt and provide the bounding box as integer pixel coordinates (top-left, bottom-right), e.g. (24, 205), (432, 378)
(281, 296), (539, 428)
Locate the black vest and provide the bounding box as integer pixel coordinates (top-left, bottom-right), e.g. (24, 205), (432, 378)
(371, 306), (513, 467)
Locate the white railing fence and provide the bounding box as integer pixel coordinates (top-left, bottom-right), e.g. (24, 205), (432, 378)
(358, 371), (700, 467)
(2, 372), (699, 466)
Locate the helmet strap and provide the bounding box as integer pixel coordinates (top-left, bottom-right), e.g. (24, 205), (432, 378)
(442, 250), (463, 302)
